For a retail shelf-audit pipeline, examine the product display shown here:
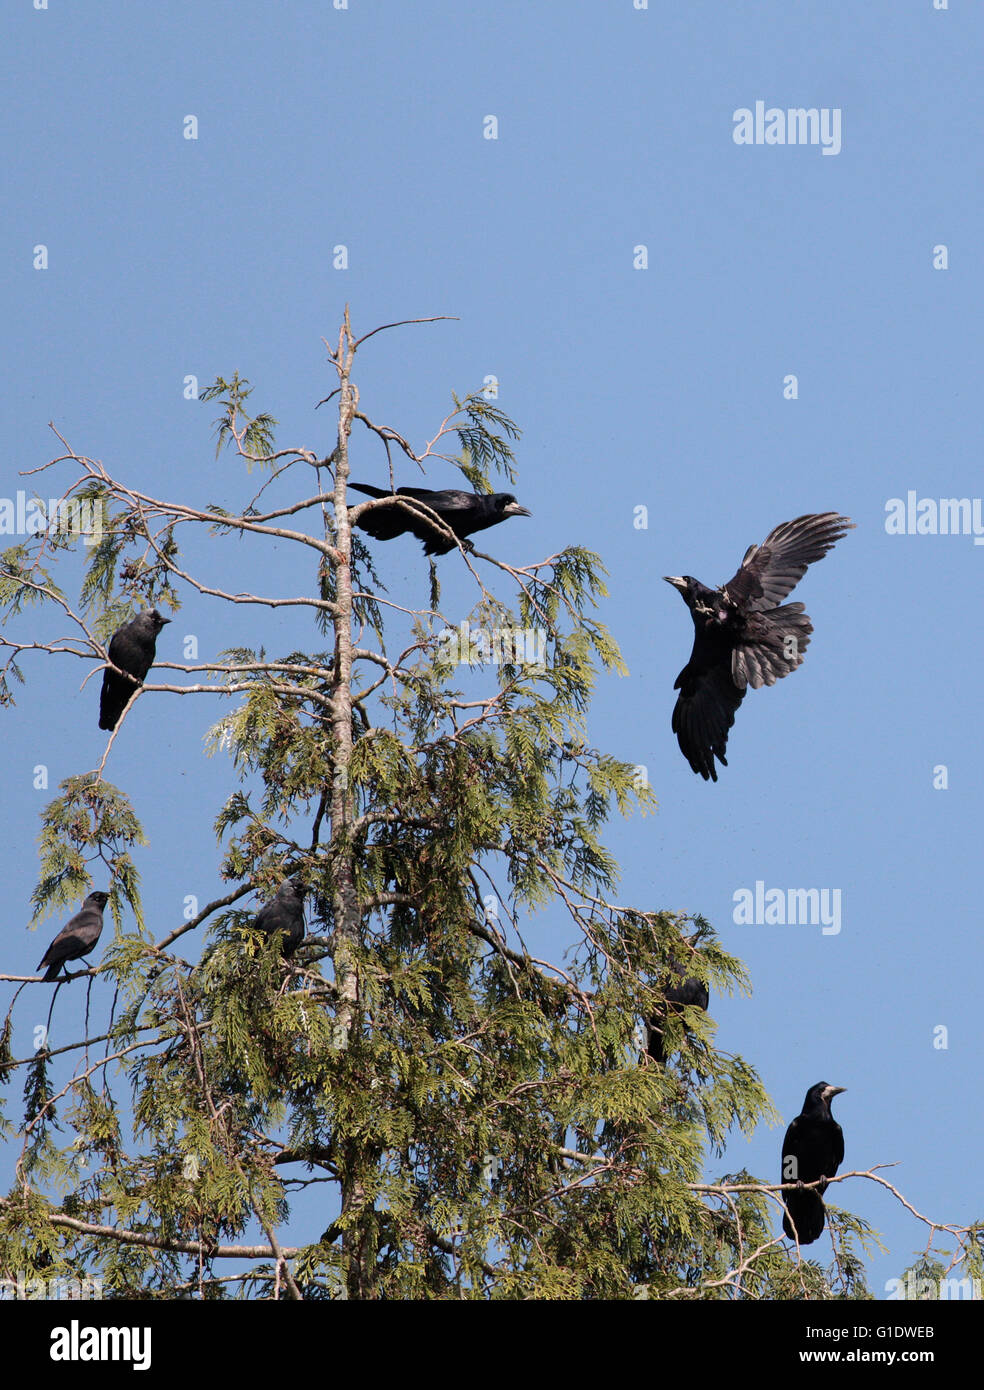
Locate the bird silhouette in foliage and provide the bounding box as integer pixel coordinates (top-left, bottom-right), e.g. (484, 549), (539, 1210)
(645, 962), (709, 1065)
(250, 878), (306, 958)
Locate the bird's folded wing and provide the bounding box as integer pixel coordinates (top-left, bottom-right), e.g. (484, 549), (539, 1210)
(38, 907), (102, 966)
(41, 928), (85, 961)
(671, 657), (746, 781)
(397, 488), (475, 510)
(832, 1127), (845, 1172)
(724, 513), (853, 611)
(350, 486), (475, 510)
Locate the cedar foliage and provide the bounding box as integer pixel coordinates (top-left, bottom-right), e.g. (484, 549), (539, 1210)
(0, 312), (905, 1300)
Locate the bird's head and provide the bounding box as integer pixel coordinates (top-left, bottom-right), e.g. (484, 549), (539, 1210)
(146, 610), (172, 632)
(806, 1081), (846, 1113)
(494, 494), (531, 518)
(88, 891), (110, 909)
(664, 575), (698, 603)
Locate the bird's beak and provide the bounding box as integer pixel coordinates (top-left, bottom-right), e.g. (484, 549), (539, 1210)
(824, 1086), (846, 1099)
(504, 503), (531, 517)
(161, 618), (172, 624)
(663, 576), (687, 592)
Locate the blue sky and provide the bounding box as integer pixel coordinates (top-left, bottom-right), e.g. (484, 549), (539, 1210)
(2, 0), (979, 1296)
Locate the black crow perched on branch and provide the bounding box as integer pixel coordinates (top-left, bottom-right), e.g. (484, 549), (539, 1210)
(251, 879), (306, 957)
(98, 609), (171, 730)
(645, 962), (709, 1065)
(664, 513), (853, 780)
(349, 483), (530, 555)
(781, 1081), (846, 1245)
(36, 891), (110, 982)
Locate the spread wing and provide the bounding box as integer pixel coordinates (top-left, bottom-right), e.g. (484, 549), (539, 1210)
(723, 513), (853, 612)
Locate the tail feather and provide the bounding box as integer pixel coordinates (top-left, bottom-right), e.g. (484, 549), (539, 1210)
(348, 483), (388, 499)
(783, 1189), (826, 1244)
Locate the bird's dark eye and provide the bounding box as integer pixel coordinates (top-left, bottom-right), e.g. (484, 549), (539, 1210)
(499, 495), (515, 509)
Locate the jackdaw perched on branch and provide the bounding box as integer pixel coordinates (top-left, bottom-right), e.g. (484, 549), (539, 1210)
(349, 483), (530, 556)
(251, 878), (306, 957)
(665, 513), (853, 780)
(36, 891), (110, 982)
(98, 609), (172, 730)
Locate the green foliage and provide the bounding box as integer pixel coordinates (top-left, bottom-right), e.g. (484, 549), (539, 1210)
(0, 546), (65, 617)
(894, 1249), (984, 1302)
(200, 374), (278, 463)
(0, 323), (917, 1301)
(451, 392), (520, 490)
(32, 776), (147, 933)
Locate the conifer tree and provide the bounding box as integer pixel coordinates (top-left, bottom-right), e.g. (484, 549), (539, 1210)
(0, 312), (975, 1300)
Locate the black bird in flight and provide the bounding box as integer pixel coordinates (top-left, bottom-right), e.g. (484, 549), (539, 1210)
(99, 609), (171, 730)
(664, 513), (853, 780)
(36, 891), (110, 982)
(349, 483), (531, 555)
(781, 1081), (846, 1245)
(645, 962), (709, 1065)
(251, 879), (306, 957)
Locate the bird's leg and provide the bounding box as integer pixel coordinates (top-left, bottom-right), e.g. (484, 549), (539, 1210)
(693, 598), (732, 628)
